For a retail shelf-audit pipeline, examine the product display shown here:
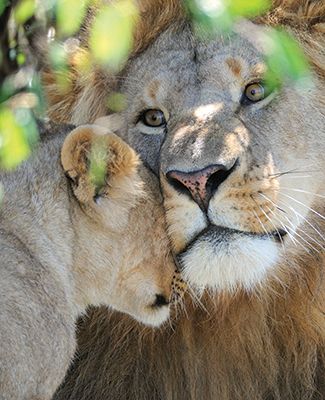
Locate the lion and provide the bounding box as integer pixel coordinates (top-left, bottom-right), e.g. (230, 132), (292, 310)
(0, 120), (175, 400)
(42, 0), (325, 399)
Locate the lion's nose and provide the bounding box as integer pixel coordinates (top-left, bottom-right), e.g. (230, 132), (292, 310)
(166, 161), (238, 210)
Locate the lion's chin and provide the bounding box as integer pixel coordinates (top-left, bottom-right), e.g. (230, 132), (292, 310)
(178, 226), (280, 293)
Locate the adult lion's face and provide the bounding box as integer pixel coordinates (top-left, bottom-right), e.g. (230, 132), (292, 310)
(118, 21), (325, 293)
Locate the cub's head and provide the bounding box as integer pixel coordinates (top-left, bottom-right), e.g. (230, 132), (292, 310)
(61, 124), (175, 326)
(114, 20), (325, 294)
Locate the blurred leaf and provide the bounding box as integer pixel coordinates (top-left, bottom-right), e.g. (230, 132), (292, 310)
(89, 0), (138, 70)
(0, 0), (9, 16)
(15, 107), (38, 147)
(29, 74), (47, 116)
(49, 41), (68, 70)
(185, 0), (233, 33)
(228, 0), (270, 17)
(0, 106), (31, 169)
(16, 52), (26, 65)
(185, 0), (270, 34)
(264, 29), (310, 86)
(56, 0), (90, 37)
(72, 48), (92, 74)
(14, 0), (35, 24)
(107, 92), (126, 112)
(48, 41), (72, 93)
(0, 79), (16, 104)
(89, 137), (108, 190)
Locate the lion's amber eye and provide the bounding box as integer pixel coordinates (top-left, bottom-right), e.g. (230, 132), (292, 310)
(142, 109), (166, 127)
(244, 82), (266, 102)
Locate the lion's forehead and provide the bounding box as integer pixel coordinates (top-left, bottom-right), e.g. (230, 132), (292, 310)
(124, 23), (265, 107)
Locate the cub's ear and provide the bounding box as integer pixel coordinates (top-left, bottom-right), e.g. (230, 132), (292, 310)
(61, 125), (139, 204)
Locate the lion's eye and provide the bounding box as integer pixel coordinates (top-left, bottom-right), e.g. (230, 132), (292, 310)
(243, 82), (266, 103)
(141, 109), (166, 127)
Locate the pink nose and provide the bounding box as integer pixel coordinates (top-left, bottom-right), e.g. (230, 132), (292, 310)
(166, 163), (236, 210)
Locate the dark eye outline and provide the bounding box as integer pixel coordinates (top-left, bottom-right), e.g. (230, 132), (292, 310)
(241, 81), (272, 105)
(137, 109), (166, 127)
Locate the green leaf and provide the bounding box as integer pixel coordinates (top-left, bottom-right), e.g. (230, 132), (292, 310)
(89, 0), (138, 70)
(16, 52), (26, 65)
(56, 0), (89, 37)
(228, 0), (270, 17)
(14, 0), (35, 24)
(185, 0), (234, 34)
(0, 0), (9, 17)
(0, 80), (15, 104)
(48, 41), (68, 70)
(107, 92), (126, 112)
(15, 108), (39, 148)
(264, 29), (310, 86)
(0, 107), (31, 169)
(48, 42), (72, 93)
(89, 137), (108, 190)
(185, 0), (270, 35)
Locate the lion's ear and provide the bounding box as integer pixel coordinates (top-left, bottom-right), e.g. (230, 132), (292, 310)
(61, 125), (139, 204)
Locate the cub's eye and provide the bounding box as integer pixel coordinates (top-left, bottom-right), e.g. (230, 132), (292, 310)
(141, 109), (166, 127)
(243, 82), (267, 103)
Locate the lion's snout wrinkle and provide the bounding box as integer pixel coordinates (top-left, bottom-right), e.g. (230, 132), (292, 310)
(166, 160), (238, 210)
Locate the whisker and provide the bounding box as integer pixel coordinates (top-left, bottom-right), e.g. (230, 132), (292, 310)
(259, 204), (285, 249)
(272, 175), (313, 180)
(295, 225), (325, 251)
(275, 199), (325, 252)
(280, 187), (325, 200)
(283, 203), (325, 243)
(280, 208), (325, 251)
(178, 296), (189, 320)
(251, 194), (285, 248)
(279, 213), (320, 254)
(263, 192), (325, 252)
(251, 207), (271, 238)
(258, 193), (302, 249)
(187, 285), (210, 315)
(268, 166), (319, 178)
(258, 192), (286, 214)
(266, 207), (300, 248)
(280, 192), (325, 221)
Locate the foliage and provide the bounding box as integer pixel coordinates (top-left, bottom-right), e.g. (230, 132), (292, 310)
(89, 0), (138, 70)
(186, 0), (271, 33)
(0, 0), (311, 178)
(185, 0), (310, 87)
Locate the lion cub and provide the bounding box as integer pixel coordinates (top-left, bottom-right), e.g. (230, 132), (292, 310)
(0, 120), (174, 400)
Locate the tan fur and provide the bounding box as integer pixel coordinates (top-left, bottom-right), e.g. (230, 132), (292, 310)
(226, 57), (243, 76)
(0, 121), (174, 400)
(43, 1), (325, 399)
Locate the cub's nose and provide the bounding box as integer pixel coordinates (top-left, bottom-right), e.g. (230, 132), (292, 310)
(166, 161), (238, 210)
(152, 294), (169, 308)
